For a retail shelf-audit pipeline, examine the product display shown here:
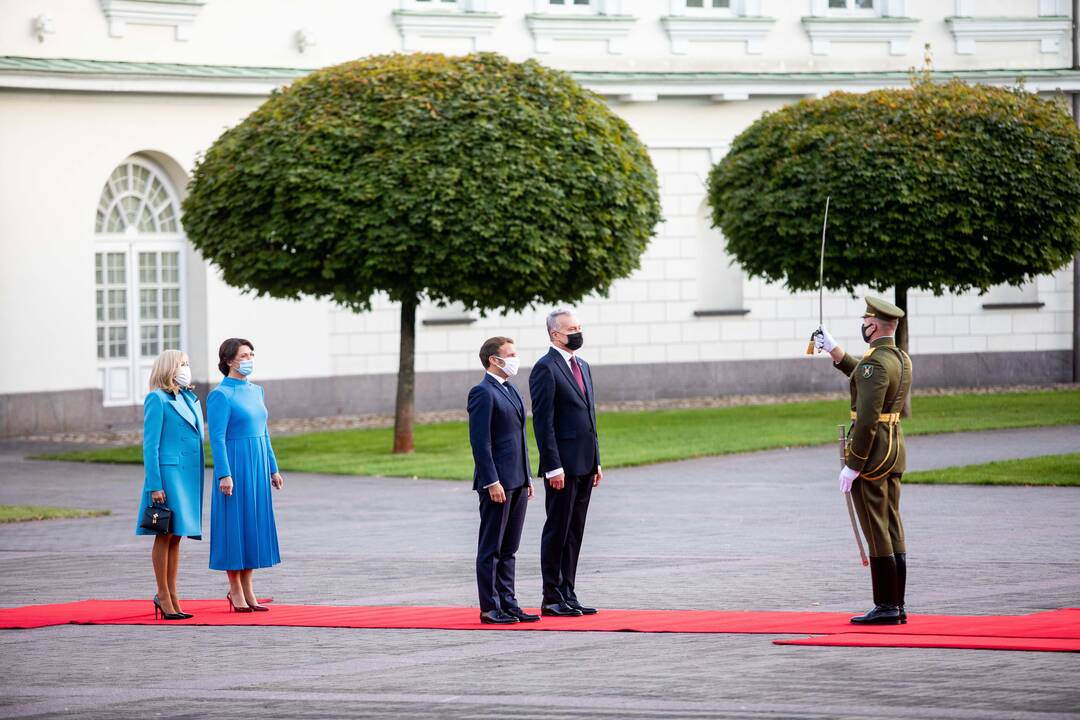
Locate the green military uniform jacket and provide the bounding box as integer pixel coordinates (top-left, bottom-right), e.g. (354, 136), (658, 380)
(834, 337), (913, 480)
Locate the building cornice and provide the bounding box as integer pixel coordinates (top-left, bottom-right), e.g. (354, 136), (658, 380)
(945, 15), (1072, 55)
(800, 16), (920, 56)
(99, 0), (206, 41)
(2, 56), (1080, 99)
(659, 15), (776, 55)
(391, 10), (503, 52)
(525, 13), (638, 54)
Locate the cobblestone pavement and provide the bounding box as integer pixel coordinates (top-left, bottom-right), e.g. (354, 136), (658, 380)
(1, 426), (1079, 719)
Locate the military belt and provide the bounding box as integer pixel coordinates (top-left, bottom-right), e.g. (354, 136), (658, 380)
(850, 411), (901, 423)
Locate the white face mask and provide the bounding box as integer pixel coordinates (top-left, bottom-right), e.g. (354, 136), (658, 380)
(174, 366), (192, 388)
(496, 356), (520, 377)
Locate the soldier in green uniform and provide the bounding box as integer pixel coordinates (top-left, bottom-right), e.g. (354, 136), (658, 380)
(813, 296), (912, 625)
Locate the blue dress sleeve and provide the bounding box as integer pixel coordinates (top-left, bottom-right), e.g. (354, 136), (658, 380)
(142, 392), (164, 493)
(207, 389), (233, 481)
(259, 385), (279, 474)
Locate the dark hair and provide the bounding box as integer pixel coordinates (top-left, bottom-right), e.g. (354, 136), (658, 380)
(479, 336), (513, 370)
(218, 338), (254, 376)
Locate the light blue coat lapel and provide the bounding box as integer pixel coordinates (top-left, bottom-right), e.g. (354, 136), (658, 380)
(162, 389), (198, 431)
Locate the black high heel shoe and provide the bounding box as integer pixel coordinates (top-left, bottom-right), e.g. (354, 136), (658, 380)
(227, 592), (254, 613)
(153, 594), (186, 621)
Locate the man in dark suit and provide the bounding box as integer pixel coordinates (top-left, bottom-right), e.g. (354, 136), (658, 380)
(529, 308), (602, 617)
(468, 336), (538, 625)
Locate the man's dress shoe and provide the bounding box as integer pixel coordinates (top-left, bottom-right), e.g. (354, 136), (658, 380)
(480, 609), (519, 624)
(565, 600), (598, 615)
(504, 607), (541, 623)
(850, 604), (901, 625)
(541, 602), (583, 617)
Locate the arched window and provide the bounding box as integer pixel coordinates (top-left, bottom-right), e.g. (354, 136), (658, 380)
(94, 157), (186, 406)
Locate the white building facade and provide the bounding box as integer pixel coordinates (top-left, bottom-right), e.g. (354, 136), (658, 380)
(1, 0), (1078, 435)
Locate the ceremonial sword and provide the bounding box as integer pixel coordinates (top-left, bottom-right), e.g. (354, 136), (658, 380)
(805, 196), (830, 355)
(840, 424), (869, 567)
(806, 196), (869, 567)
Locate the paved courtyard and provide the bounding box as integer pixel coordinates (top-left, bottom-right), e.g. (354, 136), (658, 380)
(1, 426), (1079, 719)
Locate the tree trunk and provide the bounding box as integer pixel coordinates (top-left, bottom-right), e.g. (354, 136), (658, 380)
(392, 295), (417, 454)
(894, 285), (912, 418)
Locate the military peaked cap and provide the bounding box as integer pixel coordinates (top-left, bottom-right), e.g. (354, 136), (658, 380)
(863, 296), (905, 320)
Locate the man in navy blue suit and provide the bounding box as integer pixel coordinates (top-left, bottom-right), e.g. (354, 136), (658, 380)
(467, 336), (538, 625)
(529, 308), (602, 617)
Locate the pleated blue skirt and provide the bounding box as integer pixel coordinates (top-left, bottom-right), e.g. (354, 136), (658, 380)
(209, 436), (281, 571)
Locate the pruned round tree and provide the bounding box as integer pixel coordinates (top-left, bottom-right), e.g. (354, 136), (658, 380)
(707, 77), (1080, 357)
(182, 52), (660, 453)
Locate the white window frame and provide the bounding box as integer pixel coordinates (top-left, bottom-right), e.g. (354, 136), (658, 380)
(541, 0), (601, 15)
(401, 0), (492, 12)
(677, 0), (736, 17)
(823, 0), (880, 17)
(534, 0), (623, 15)
(93, 157), (188, 408)
(810, 0), (908, 16)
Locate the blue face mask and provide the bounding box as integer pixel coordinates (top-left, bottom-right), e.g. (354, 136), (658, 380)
(237, 360), (254, 377)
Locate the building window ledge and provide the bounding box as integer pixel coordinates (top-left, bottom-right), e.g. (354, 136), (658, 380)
(800, 16), (919, 56)
(981, 302), (1045, 310)
(391, 9), (503, 52)
(945, 16), (1071, 55)
(421, 317), (477, 326)
(693, 308), (751, 317)
(99, 0), (206, 41)
(525, 13), (638, 54)
(660, 15), (776, 55)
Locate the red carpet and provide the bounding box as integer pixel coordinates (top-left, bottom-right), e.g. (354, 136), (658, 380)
(775, 633), (1080, 653)
(1, 601), (1077, 652)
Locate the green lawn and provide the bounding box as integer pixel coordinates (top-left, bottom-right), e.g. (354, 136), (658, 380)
(31, 389), (1080, 481)
(905, 453), (1080, 486)
(0, 505), (112, 523)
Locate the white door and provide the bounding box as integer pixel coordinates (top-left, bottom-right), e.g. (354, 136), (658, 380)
(94, 158), (187, 407)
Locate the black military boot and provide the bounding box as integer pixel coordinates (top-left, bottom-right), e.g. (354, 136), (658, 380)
(895, 553), (907, 624)
(850, 555), (901, 625)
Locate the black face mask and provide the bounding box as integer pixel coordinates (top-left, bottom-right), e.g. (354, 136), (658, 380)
(564, 332), (584, 351)
(861, 324), (874, 343)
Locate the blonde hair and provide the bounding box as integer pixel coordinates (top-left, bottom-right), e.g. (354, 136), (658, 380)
(148, 349), (192, 394)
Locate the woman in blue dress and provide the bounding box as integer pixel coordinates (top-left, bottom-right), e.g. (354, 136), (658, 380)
(208, 337), (284, 612)
(138, 349), (204, 620)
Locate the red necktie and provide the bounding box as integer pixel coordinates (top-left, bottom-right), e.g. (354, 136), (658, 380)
(570, 356), (587, 397)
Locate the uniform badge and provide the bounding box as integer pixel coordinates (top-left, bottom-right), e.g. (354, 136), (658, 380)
(861, 365), (874, 379)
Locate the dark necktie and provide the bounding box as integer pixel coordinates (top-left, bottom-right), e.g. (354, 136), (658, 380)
(501, 380), (518, 406)
(570, 356), (587, 397)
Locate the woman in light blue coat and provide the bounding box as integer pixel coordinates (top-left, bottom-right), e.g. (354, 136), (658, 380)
(138, 349), (205, 620)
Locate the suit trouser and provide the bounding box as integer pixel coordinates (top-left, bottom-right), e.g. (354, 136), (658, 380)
(476, 485), (529, 613)
(851, 472), (906, 557)
(541, 473), (594, 605)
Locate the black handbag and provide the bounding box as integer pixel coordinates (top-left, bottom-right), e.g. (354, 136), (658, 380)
(140, 502), (173, 535)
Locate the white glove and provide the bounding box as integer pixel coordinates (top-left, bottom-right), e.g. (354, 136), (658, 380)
(813, 324), (837, 353)
(839, 466), (860, 493)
